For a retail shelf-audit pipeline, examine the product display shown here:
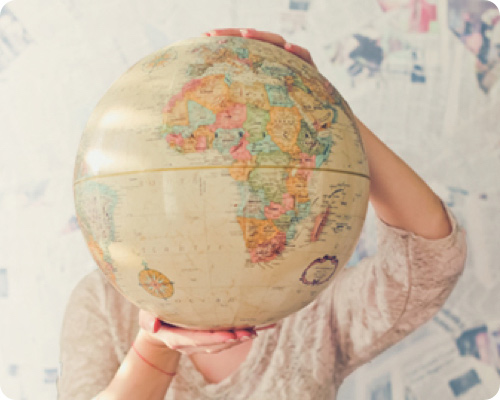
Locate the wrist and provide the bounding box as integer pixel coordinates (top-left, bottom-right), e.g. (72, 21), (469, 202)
(98, 329), (180, 399)
(133, 329), (181, 377)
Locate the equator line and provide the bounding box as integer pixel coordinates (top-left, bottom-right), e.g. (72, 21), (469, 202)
(73, 165), (370, 186)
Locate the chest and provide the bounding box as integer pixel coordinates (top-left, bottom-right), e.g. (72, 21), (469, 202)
(188, 339), (253, 384)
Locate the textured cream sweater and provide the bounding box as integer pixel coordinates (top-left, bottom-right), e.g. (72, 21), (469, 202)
(57, 207), (466, 400)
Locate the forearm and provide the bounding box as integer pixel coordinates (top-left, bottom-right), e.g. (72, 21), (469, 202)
(97, 329), (180, 400)
(355, 116), (452, 239)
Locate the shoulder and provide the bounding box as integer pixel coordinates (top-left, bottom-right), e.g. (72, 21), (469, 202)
(58, 270), (138, 398)
(64, 269), (108, 317)
(71, 268), (107, 298)
(376, 204), (466, 258)
(69, 270), (136, 312)
(63, 269), (140, 359)
(67, 269), (123, 313)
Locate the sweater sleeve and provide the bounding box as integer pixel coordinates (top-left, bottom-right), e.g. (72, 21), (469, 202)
(57, 271), (121, 400)
(330, 204), (467, 383)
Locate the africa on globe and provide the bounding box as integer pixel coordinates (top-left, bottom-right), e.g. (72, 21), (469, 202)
(73, 36), (370, 330)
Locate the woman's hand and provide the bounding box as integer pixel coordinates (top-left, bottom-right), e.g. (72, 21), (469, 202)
(203, 28), (316, 67)
(138, 310), (259, 355)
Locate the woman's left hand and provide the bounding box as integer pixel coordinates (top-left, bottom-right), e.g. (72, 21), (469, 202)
(203, 28), (316, 68)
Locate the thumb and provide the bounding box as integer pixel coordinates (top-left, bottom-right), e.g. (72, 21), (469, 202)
(139, 310), (161, 333)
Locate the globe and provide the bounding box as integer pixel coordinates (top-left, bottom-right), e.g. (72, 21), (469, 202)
(73, 36), (370, 330)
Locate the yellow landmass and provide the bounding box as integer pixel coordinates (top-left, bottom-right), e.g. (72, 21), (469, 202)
(289, 89), (334, 130)
(193, 126), (216, 146)
(229, 158), (256, 181)
(267, 106), (302, 154)
(185, 75), (231, 114)
(237, 217), (280, 249)
(229, 81), (271, 110)
(163, 98), (190, 126)
(181, 136), (198, 153)
(286, 174), (310, 203)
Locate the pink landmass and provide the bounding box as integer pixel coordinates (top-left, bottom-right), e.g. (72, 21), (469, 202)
(166, 133), (184, 147)
(264, 202), (286, 220)
(310, 207), (330, 242)
(229, 132), (252, 161)
(195, 135), (207, 152)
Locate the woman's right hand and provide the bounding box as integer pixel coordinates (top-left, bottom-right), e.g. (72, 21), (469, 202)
(138, 310), (258, 355)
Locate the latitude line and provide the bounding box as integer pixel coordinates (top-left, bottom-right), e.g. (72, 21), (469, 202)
(73, 165), (370, 186)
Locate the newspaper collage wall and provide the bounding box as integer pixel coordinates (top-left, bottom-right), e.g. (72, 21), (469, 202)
(0, 0), (499, 399)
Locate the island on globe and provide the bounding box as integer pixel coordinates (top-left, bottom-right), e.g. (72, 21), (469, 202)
(73, 36), (370, 330)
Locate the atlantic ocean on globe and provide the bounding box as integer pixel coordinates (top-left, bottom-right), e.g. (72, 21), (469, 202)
(73, 36), (370, 330)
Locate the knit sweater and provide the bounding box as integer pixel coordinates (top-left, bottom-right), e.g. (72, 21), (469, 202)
(57, 207), (466, 400)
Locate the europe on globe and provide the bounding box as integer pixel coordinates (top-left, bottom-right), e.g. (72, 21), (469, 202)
(73, 36), (370, 330)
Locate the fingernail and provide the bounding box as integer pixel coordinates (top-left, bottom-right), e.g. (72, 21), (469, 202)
(150, 319), (160, 333)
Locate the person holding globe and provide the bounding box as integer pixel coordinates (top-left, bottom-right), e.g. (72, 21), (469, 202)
(57, 28), (467, 400)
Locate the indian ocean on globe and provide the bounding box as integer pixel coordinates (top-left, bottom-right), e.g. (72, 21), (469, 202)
(73, 36), (370, 330)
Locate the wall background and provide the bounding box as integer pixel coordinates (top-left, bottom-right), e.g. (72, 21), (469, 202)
(0, 0), (499, 399)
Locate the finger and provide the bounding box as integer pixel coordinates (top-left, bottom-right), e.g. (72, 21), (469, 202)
(233, 328), (256, 340)
(203, 28), (247, 37)
(201, 341), (245, 354)
(204, 28), (288, 49)
(175, 341), (239, 354)
(138, 310), (161, 334)
(284, 42), (316, 67)
(158, 325), (237, 348)
(255, 323), (277, 331)
(176, 337), (253, 355)
(240, 29), (287, 48)
(174, 340), (237, 354)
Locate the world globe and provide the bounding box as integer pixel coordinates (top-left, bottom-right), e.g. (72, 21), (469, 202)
(73, 36), (370, 330)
